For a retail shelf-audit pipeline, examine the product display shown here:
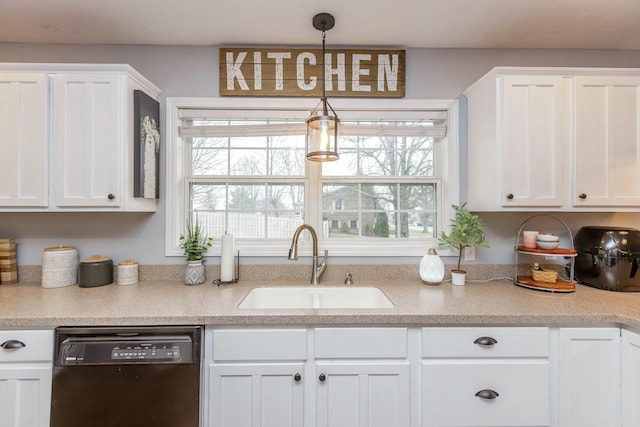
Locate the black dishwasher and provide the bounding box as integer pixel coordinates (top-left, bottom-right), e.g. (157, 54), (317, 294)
(50, 325), (202, 427)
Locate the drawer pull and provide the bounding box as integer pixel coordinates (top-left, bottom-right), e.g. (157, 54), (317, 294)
(506, 193), (514, 200)
(294, 373), (301, 382)
(473, 336), (498, 346)
(475, 389), (500, 400)
(319, 373), (326, 382)
(1, 340), (26, 350)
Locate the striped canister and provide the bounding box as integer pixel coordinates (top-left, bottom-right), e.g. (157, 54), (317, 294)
(41, 245), (78, 288)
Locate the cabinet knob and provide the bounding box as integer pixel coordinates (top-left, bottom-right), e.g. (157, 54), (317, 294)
(1, 340), (26, 350)
(473, 336), (498, 346)
(475, 389), (500, 400)
(319, 373), (326, 382)
(107, 193), (116, 200)
(578, 193), (587, 200)
(294, 373), (301, 382)
(506, 193), (514, 200)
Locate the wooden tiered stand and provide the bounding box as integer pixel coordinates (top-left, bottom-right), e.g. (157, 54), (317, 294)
(514, 215), (577, 293)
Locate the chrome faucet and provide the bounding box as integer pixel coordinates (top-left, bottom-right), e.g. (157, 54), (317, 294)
(288, 224), (328, 285)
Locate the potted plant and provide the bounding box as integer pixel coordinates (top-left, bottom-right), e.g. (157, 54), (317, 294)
(179, 217), (213, 285)
(438, 203), (489, 285)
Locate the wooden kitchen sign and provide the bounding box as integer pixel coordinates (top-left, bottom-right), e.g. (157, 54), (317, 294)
(220, 48), (405, 98)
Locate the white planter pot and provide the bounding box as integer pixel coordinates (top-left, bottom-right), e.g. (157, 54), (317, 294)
(451, 270), (467, 286)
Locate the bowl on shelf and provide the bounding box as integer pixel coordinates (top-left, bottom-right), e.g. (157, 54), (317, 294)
(536, 240), (560, 250)
(537, 233), (560, 242)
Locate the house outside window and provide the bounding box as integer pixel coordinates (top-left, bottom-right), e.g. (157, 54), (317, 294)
(165, 98), (459, 257)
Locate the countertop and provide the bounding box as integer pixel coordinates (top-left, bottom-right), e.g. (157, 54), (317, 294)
(2, 279), (640, 330)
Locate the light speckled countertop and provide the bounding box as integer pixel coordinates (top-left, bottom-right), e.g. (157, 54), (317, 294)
(2, 279), (640, 330)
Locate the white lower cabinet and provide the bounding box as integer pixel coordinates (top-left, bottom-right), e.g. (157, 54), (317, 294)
(206, 325), (640, 427)
(315, 362), (411, 427)
(314, 327), (411, 427)
(621, 329), (640, 427)
(208, 328), (308, 427)
(421, 327), (551, 427)
(206, 327), (410, 427)
(0, 330), (53, 427)
(557, 328), (621, 427)
(210, 362), (305, 427)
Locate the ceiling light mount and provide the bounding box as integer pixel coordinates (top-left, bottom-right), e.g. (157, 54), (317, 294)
(306, 12), (340, 162)
(312, 13), (335, 32)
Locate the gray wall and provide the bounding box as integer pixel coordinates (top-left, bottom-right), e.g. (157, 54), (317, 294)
(2, 43), (640, 266)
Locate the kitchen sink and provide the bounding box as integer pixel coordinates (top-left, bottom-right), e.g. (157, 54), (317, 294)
(238, 286), (394, 309)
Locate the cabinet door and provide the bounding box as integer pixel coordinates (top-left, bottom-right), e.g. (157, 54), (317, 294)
(499, 75), (566, 207)
(315, 362), (411, 427)
(557, 328), (620, 427)
(574, 76), (640, 207)
(622, 329), (640, 427)
(209, 363), (304, 427)
(0, 365), (52, 427)
(52, 73), (121, 208)
(0, 73), (48, 207)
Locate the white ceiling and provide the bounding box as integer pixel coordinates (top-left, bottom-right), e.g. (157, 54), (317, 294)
(2, 0), (640, 49)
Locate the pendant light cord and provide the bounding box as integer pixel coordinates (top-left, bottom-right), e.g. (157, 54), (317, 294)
(321, 29), (328, 116)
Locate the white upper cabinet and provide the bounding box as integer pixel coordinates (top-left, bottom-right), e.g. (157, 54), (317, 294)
(52, 73), (120, 208)
(573, 76), (640, 207)
(0, 73), (48, 208)
(465, 67), (640, 212)
(0, 63), (161, 212)
(500, 75), (566, 208)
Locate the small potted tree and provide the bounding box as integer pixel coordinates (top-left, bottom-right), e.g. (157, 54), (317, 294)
(438, 203), (489, 285)
(179, 217), (213, 285)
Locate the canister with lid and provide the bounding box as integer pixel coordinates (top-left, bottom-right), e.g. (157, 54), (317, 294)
(78, 255), (114, 288)
(41, 245), (78, 288)
(117, 259), (138, 285)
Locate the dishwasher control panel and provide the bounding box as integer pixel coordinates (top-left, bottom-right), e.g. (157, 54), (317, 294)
(56, 335), (195, 365)
(111, 344), (181, 361)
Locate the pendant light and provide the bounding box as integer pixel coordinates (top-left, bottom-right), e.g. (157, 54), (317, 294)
(306, 13), (340, 162)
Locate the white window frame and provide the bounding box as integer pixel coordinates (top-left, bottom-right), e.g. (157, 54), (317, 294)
(165, 97), (460, 258)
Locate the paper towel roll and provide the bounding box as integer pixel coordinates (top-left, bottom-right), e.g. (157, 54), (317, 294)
(220, 234), (235, 281)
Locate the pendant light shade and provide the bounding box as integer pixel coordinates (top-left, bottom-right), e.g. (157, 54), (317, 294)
(306, 13), (340, 162)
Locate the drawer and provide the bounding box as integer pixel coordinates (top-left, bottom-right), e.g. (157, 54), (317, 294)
(212, 329), (307, 361)
(422, 327), (549, 358)
(0, 330), (53, 362)
(421, 360), (550, 426)
(315, 327), (407, 359)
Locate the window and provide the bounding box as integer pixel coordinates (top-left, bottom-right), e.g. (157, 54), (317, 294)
(166, 98), (459, 257)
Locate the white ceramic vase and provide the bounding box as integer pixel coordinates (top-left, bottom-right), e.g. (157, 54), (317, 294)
(185, 260), (205, 285)
(419, 248), (445, 284)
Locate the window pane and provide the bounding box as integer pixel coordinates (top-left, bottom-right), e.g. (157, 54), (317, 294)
(322, 183), (437, 239)
(191, 142), (227, 175)
(189, 182), (304, 238)
(184, 120), (306, 177)
(230, 149), (267, 175)
(323, 121), (437, 177)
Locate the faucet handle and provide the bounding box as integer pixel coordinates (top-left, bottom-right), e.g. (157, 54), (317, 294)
(344, 273), (353, 286)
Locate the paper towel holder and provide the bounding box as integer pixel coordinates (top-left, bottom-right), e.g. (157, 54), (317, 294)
(213, 250), (240, 286)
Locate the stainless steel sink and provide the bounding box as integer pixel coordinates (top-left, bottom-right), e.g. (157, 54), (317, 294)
(238, 286), (394, 309)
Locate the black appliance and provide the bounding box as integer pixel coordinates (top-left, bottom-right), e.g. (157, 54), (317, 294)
(574, 226), (640, 291)
(50, 325), (202, 427)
